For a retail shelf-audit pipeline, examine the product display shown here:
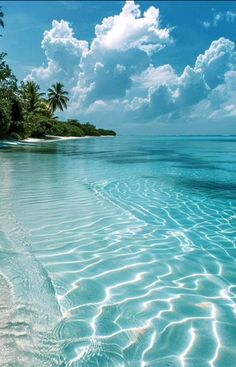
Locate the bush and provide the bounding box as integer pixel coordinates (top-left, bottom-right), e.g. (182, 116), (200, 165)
(98, 128), (116, 136)
(0, 98), (12, 138)
(81, 122), (100, 136)
(11, 98), (23, 122)
(65, 123), (86, 137)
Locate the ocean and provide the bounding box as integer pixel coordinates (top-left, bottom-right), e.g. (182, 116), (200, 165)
(0, 136), (236, 366)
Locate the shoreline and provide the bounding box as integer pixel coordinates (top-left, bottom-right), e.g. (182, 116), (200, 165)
(22, 135), (115, 143)
(21, 135), (92, 143)
(0, 135), (116, 147)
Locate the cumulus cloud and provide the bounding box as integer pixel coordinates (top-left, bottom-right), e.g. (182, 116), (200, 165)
(184, 69), (236, 128)
(91, 1), (171, 55)
(131, 64), (178, 90)
(28, 1), (172, 106)
(27, 1), (236, 132)
(126, 37), (236, 123)
(82, 61), (132, 106)
(194, 37), (235, 88)
(28, 19), (88, 83)
(73, 0), (172, 108)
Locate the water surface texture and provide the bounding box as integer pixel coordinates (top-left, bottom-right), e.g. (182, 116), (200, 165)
(0, 136), (236, 366)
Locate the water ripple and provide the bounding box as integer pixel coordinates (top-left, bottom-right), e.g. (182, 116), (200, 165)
(1, 137), (236, 366)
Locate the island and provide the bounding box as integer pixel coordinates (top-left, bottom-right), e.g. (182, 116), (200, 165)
(0, 8), (116, 141)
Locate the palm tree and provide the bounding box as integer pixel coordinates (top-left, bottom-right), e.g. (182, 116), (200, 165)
(20, 80), (45, 113)
(0, 7), (4, 35)
(47, 82), (69, 113)
(39, 99), (58, 119)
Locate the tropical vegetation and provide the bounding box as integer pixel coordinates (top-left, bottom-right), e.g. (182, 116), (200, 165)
(0, 7), (116, 140)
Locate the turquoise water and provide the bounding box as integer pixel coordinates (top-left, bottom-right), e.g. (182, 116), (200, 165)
(0, 136), (236, 366)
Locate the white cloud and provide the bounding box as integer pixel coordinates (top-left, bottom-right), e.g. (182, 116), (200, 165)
(226, 10), (236, 22)
(189, 70), (236, 123)
(91, 1), (171, 55)
(28, 1), (172, 110)
(27, 59), (58, 81)
(126, 37), (236, 122)
(132, 64), (178, 90)
(194, 37), (235, 88)
(28, 19), (88, 83)
(70, 1), (173, 110)
(213, 12), (224, 27)
(202, 9), (236, 28)
(202, 21), (211, 29)
(26, 1), (236, 133)
(177, 65), (208, 106)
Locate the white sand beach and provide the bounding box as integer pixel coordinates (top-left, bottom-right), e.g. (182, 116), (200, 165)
(21, 135), (91, 143)
(21, 135), (115, 143)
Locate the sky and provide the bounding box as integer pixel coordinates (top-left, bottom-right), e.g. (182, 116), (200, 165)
(1, 0), (236, 135)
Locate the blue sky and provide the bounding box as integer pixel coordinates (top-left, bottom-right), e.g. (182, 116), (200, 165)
(1, 1), (236, 135)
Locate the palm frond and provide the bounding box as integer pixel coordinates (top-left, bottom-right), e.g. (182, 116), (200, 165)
(47, 82), (69, 113)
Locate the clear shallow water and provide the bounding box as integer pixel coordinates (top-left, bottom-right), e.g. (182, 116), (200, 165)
(0, 136), (236, 366)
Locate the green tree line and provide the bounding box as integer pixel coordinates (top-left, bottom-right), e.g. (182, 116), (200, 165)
(0, 7), (116, 139)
